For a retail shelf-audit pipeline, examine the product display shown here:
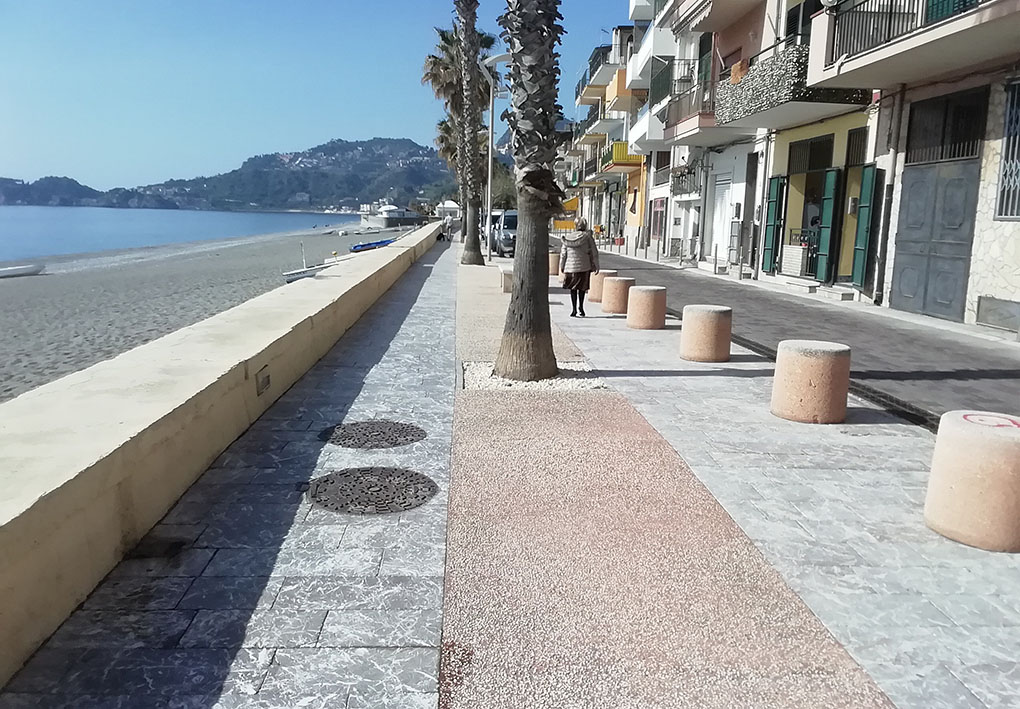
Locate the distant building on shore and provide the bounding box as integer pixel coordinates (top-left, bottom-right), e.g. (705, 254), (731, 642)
(360, 203), (427, 228)
(436, 200), (461, 220)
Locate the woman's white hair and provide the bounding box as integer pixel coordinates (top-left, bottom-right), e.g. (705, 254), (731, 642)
(576, 218), (589, 231)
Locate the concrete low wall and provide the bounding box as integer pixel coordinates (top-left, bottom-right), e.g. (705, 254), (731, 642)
(0, 223), (440, 685)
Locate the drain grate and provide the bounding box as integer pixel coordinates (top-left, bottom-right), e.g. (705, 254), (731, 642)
(307, 467), (439, 514)
(319, 420), (427, 449)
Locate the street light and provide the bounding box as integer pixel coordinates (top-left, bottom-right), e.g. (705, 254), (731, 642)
(479, 52), (511, 261)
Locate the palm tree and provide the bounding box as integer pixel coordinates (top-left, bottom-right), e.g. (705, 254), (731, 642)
(435, 118), (459, 177)
(422, 25), (495, 249)
(493, 0), (564, 381)
(455, 0), (486, 266)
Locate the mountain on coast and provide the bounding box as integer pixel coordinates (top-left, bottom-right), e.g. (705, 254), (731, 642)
(0, 138), (455, 212)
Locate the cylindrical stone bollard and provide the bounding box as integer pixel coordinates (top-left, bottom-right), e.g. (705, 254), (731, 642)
(679, 305), (732, 363)
(770, 340), (851, 424)
(627, 286), (667, 330)
(601, 277), (636, 315)
(588, 269), (618, 303)
(924, 410), (1020, 552)
(548, 251), (560, 276)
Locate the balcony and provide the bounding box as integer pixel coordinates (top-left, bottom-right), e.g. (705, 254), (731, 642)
(715, 38), (870, 130)
(600, 141), (644, 173)
(630, 0), (655, 21)
(808, 0), (1020, 89)
(574, 106), (609, 145)
(630, 103), (667, 152)
(627, 26), (676, 90)
(664, 80), (756, 146)
(674, 0), (764, 32)
(606, 69), (643, 112)
(671, 163), (703, 196)
(575, 41), (631, 105)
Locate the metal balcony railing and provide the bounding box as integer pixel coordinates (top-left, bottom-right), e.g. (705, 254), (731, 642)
(665, 79), (715, 126)
(653, 0), (669, 17)
(654, 166), (671, 186)
(671, 167), (701, 195)
(830, 0), (984, 62)
(584, 157), (599, 178)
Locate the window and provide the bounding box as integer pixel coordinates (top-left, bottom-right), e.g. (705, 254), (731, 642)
(845, 127), (869, 167)
(789, 135), (834, 174)
(785, 0), (822, 43)
(997, 83), (1020, 219)
(905, 88), (988, 164)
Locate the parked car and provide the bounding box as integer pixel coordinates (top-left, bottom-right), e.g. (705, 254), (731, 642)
(491, 210), (517, 257)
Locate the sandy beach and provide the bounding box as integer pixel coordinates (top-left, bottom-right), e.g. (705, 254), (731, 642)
(0, 225), (411, 402)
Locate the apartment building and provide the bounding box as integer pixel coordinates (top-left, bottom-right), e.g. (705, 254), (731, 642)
(558, 0), (1018, 332)
(807, 0), (1020, 328)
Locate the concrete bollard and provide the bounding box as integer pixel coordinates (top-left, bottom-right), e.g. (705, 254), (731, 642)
(548, 251), (560, 276)
(680, 305), (732, 362)
(924, 410), (1020, 552)
(588, 270), (618, 303)
(601, 277), (636, 315)
(770, 340), (851, 424)
(626, 286), (667, 330)
(500, 267), (513, 294)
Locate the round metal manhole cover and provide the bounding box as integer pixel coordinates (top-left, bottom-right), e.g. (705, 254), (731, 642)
(319, 420), (427, 449)
(307, 467), (439, 515)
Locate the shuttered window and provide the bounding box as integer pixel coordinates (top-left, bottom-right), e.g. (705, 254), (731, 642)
(905, 87), (988, 164)
(997, 83), (1020, 219)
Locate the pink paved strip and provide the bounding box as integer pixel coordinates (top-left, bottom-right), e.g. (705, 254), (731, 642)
(441, 389), (893, 707)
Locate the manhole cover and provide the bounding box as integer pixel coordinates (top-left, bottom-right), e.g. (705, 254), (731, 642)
(319, 420), (427, 449)
(307, 467), (439, 514)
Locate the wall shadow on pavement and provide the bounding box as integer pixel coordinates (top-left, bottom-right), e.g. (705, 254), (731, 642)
(0, 242), (450, 707)
(596, 368), (771, 379)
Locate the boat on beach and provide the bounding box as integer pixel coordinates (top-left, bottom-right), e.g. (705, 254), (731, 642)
(349, 239), (396, 253)
(0, 264), (45, 279)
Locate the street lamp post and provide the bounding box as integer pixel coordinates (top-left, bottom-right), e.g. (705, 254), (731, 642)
(479, 53), (510, 262)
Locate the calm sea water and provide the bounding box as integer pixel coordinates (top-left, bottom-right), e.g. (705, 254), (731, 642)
(0, 206), (359, 262)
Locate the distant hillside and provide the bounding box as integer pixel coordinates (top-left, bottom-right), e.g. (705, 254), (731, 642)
(0, 138), (455, 212)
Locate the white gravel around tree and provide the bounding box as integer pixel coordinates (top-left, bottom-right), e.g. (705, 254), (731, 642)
(462, 361), (606, 391)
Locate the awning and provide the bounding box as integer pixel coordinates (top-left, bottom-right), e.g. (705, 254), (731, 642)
(562, 196), (579, 212)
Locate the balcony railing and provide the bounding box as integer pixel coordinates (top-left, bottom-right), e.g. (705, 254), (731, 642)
(665, 79), (715, 126)
(654, 165), (671, 186)
(671, 167), (701, 195)
(601, 141), (643, 169)
(831, 0), (985, 61)
(653, 0), (669, 17)
(584, 157), (599, 179)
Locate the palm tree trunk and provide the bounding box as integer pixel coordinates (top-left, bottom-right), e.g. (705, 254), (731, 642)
(493, 0), (564, 381)
(456, 0), (486, 266)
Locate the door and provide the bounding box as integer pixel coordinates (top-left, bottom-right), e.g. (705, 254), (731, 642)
(890, 160), (980, 321)
(815, 167), (842, 282)
(709, 175), (731, 261)
(851, 164), (881, 287)
(762, 176), (787, 273)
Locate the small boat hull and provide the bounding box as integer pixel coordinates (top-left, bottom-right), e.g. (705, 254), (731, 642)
(350, 239), (396, 253)
(0, 264), (45, 279)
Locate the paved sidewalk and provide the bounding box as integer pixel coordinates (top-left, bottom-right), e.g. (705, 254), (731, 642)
(594, 252), (1020, 425)
(442, 262), (892, 707)
(550, 284), (1020, 708)
(0, 243), (456, 709)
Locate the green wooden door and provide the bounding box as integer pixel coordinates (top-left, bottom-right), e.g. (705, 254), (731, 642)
(815, 167), (842, 282)
(762, 176), (787, 274)
(852, 164), (880, 287)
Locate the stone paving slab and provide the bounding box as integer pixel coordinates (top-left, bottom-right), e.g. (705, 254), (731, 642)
(0, 243), (456, 709)
(594, 253), (1020, 422)
(549, 283), (1020, 709)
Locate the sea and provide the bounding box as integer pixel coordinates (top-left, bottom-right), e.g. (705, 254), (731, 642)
(0, 205), (360, 264)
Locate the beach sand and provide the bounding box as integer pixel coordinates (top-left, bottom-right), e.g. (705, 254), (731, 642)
(0, 225), (411, 402)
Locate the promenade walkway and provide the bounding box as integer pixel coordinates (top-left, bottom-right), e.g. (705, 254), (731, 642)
(0, 243), (457, 708)
(594, 253), (1020, 426)
(444, 255), (1019, 708)
(4, 237), (1018, 708)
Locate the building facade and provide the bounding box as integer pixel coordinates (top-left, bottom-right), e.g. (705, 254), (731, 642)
(557, 0), (1018, 333)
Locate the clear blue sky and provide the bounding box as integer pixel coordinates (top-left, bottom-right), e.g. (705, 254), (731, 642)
(0, 0), (627, 190)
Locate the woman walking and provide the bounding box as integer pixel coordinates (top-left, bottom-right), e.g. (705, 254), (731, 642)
(559, 218), (600, 317)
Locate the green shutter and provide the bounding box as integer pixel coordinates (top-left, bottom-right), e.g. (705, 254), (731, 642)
(852, 165), (880, 288)
(815, 167), (842, 282)
(762, 176), (786, 274)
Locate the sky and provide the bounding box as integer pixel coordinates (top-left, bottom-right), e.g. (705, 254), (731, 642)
(0, 0), (627, 190)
